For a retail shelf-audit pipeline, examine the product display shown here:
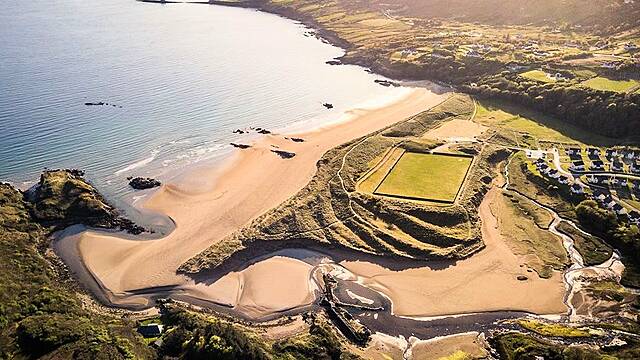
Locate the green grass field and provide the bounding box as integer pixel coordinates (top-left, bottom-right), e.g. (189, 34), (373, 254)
(520, 70), (556, 83)
(581, 77), (639, 93)
(374, 152), (472, 202)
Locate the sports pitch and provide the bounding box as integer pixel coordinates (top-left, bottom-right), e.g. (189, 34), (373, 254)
(373, 152), (473, 203)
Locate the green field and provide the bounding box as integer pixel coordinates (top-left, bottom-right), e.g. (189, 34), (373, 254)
(520, 70), (556, 83)
(581, 77), (639, 93)
(374, 152), (472, 202)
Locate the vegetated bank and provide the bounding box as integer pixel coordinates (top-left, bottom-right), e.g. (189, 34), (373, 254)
(0, 171), (364, 359)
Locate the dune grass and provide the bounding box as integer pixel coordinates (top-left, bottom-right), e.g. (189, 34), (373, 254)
(375, 152), (472, 202)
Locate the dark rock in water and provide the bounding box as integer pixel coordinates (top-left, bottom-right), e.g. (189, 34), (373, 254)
(233, 129), (246, 134)
(271, 150), (296, 159)
(289, 137), (305, 143)
(517, 275), (528, 281)
(129, 177), (161, 190)
(374, 79), (400, 87)
(326, 60), (342, 65)
(27, 169), (147, 234)
(230, 143), (251, 149)
(84, 101), (121, 108)
(256, 128), (271, 134)
(323, 103), (334, 109)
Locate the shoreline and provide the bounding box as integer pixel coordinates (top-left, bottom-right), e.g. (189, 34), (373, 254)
(55, 86), (449, 316)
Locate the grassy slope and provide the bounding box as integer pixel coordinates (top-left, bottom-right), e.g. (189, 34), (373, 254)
(0, 183), (153, 359)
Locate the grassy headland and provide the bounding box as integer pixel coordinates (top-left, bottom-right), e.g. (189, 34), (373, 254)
(181, 94), (505, 273)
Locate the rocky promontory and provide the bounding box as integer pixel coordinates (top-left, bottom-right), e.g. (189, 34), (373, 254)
(26, 169), (145, 234)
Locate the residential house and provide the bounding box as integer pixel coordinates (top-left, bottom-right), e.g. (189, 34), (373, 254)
(612, 160), (624, 172)
(592, 189), (608, 201)
(465, 49), (482, 58)
(138, 324), (164, 338)
(605, 149), (618, 159)
(548, 169), (561, 179)
(570, 161), (585, 171)
(570, 183), (584, 194)
(566, 147), (581, 156)
(558, 175), (570, 184)
(587, 174), (609, 185)
(613, 203), (627, 215)
(619, 178), (628, 187)
(625, 43), (638, 51)
(587, 147), (601, 159)
(603, 196), (616, 209)
(506, 63), (528, 72)
(590, 160), (605, 171)
(537, 163), (550, 174)
(631, 161), (640, 174)
(629, 211), (640, 225)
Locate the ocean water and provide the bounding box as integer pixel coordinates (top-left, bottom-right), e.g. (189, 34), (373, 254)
(0, 0), (409, 201)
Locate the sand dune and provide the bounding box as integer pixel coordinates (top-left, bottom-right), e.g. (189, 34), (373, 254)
(340, 188), (567, 317)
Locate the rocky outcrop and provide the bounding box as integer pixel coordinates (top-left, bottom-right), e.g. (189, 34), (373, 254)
(27, 169), (145, 234)
(230, 143), (252, 149)
(128, 177), (161, 190)
(271, 150), (296, 159)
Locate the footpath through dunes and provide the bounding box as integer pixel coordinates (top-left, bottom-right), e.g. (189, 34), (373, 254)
(59, 87), (449, 311)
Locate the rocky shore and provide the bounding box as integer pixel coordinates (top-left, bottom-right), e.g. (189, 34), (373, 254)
(26, 169), (146, 234)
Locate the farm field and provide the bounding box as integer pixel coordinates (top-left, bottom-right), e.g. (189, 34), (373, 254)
(374, 152), (472, 202)
(580, 77), (639, 93)
(519, 70), (556, 83)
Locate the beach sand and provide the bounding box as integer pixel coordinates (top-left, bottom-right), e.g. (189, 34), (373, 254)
(69, 87), (449, 317)
(340, 188), (567, 317)
(65, 86), (567, 321)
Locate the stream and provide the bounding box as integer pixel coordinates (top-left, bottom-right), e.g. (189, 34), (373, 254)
(503, 154), (625, 320)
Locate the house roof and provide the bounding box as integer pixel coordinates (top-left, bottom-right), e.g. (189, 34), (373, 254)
(138, 324), (164, 337)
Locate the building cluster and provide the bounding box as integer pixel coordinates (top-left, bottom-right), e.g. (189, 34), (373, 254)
(534, 152), (640, 225)
(567, 147), (640, 174)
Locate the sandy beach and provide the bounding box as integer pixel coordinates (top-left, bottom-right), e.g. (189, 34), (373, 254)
(63, 86), (449, 316)
(340, 188), (567, 317)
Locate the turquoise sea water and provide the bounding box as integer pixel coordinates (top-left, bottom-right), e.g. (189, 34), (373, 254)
(0, 0), (407, 201)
